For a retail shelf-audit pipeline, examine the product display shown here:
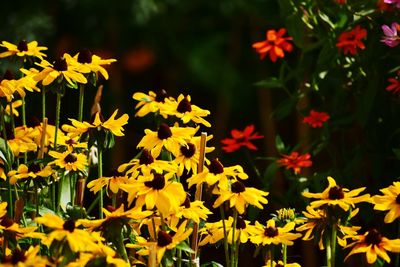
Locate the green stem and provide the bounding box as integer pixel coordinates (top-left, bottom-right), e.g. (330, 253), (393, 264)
(177, 248), (182, 267)
(282, 244), (287, 266)
(112, 194), (117, 208)
(8, 102), (15, 136)
(52, 177), (56, 212)
(331, 225), (337, 267)
(42, 87), (46, 121)
(219, 206), (230, 267)
(116, 231), (130, 265)
(21, 96), (26, 126)
(231, 210), (238, 267)
(243, 149), (261, 179)
(70, 174), (76, 205)
(56, 172), (64, 213)
(87, 194), (100, 214)
(98, 147), (103, 219)
(13, 185), (27, 227)
(7, 181), (13, 218)
(270, 246), (274, 267)
(53, 93), (62, 149)
(34, 183), (39, 217)
(78, 84), (85, 122)
(326, 232), (332, 267)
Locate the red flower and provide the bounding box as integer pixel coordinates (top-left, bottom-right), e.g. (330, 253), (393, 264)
(336, 26), (367, 55)
(252, 28), (293, 62)
(386, 77), (400, 94)
(303, 110), (330, 128)
(276, 152), (312, 174)
(221, 125), (264, 153)
(336, 0), (346, 4)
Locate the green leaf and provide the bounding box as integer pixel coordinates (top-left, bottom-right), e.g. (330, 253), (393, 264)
(275, 135), (285, 153)
(263, 162), (279, 189)
(285, 14), (305, 48)
(201, 261), (224, 267)
(176, 241), (194, 254)
(0, 137), (14, 170)
(318, 12), (335, 29)
(254, 77), (284, 89)
(272, 95), (298, 120)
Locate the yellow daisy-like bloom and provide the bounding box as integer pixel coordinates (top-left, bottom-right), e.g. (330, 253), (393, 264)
(8, 126), (38, 156)
(198, 220), (225, 246)
(128, 220), (192, 263)
(5, 100), (22, 117)
(137, 123), (198, 158)
(263, 260), (301, 267)
(119, 171), (186, 216)
(187, 158), (248, 189)
(173, 195), (212, 224)
(65, 50), (116, 80)
(62, 109), (129, 138)
(296, 206), (360, 249)
(373, 181), (400, 223)
(172, 135), (214, 176)
(57, 135), (87, 150)
(87, 170), (130, 194)
(117, 149), (177, 179)
(249, 219), (301, 246)
(0, 40), (47, 60)
(0, 216), (38, 242)
(48, 148), (87, 172)
(213, 180), (269, 214)
(345, 228), (400, 264)
(132, 89), (172, 118)
(163, 94), (211, 127)
(302, 176), (371, 211)
(31, 122), (64, 149)
(0, 77), (14, 102)
(7, 72), (41, 99)
(7, 164), (53, 185)
(0, 202), (7, 218)
(35, 214), (100, 253)
(34, 56), (87, 86)
(1, 246), (51, 267)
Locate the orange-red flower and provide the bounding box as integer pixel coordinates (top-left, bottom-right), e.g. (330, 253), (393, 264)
(336, 26), (367, 55)
(221, 125), (264, 153)
(303, 110), (330, 128)
(252, 28), (293, 62)
(276, 152), (312, 174)
(386, 76), (400, 95)
(336, 0), (346, 4)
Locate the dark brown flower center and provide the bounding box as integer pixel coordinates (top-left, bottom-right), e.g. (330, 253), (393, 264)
(264, 226), (279, 237)
(77, 49), (93, 63)
(328, 185), (344, 200)
(365, 229), (382, 245)
(28, 163), (41, 173)
(27, 116), (41, 127)
(180, 143), (196, 158)
(182, 195), (191, 209)
(157, 230), (172, 247)
(3, 70), (15, 80)
(64, 153), (77, 163)
(236, 216), (246, 229)
(1, 217), (14, 228)
(177, 97), (192, 113)
(155, 89), (168, 102)
(396, 194), (400, 205)
(139, 150), (154, 165)
(65, 138), (77, 146)
(157, 123), (172, 140)
(53, 57), (68, 71)
(11, 249), (26, 264)
(106, 205), (116, 212)
(17, 40), (28, 52)
(144, 173), (165, 190)
(231, 181), (246, 193)
(276, 264), (284, 267)
(63, 219), (76, 232)
(208, 159), (224, 175)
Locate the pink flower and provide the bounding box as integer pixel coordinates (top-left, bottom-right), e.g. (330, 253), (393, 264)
(386, 76), (400, 94)
(381, 23), (400, 47)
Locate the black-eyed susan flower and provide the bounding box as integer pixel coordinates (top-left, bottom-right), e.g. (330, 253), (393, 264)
(0, 246), (50, 267)
(172, 135), (214, 176)
(187, 158), (248, 190)
(373, 181), (400, 223)
(249, 219), (301, 246)
(198, 220), (225, 246)
(35, 214), (100, 253)
(119, 171), (186, 216)
(0, 216), (38, 244)
(212, 180), (268, 214)
(7, 163), (53, 184)
(8, 126), (38, 156)
(345, 228), (400, 264)
(87, 170), (130, 195)
(262, 260), (301, 267)
(173, 195), (212, 224)
(302, 176), (371, 212)
(132, 89), (172, 118)
(35, 57), (87, 86)
(163, 94), (211, 127)
(0, 40), (47, 60)
(137, 123), (198, 158)
(48, 148), (87, 173)
(65, 50), (116, 80)
(5, 100), (22, 117)
(66, 244), (129, 267)
(118, 149), (177, 179)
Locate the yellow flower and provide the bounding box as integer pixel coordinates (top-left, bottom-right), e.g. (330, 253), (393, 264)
(213, 181), (268, 214)
(120, 171), (186, 216)
(0, 202), (7, 218)
(172, 135), (214, 176)
(163, 94), (211, 127)
(263, 260), (301, 267)
(373, 181), (400, 223)
(5, 100), (22, 117)
(118, 149), (177, 179)
(128, 221), (192, 263)
(8, 126), (38, 156)
(137, 123), (198, 158)
(1, 246), (51, 267)
(35, 214), (100, 253)
(173, 196), (212, 224)
(0, 216), (38, 242)
(66, 244), (128, 267)
(87, 170), (130, 194)
(65, 50), (116, 80)
(249, 219), (301, 246)
(35, 56), (87, 86)
(302, 176), (371, 211)
(0, 40), (47, 59)
(345, 228), (400, 264)
(7, 164), (53, 184)
(187, 158), (248, 189)
(199, 220), (225, 246)
(132, 90), (172, 118)
(48, 148), (87, 172)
